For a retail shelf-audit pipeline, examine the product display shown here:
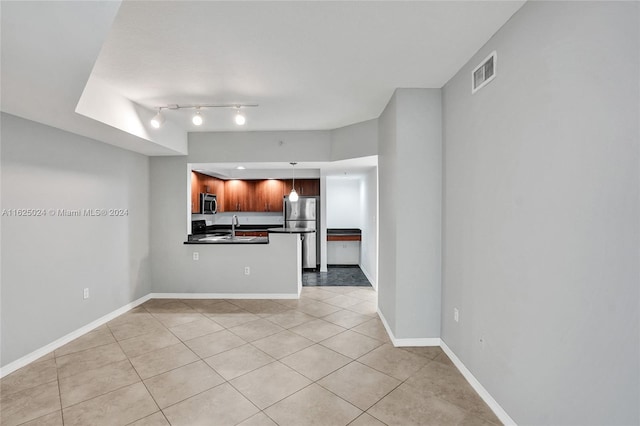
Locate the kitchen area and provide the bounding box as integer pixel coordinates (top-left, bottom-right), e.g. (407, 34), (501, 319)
(183, 160), (377, 292)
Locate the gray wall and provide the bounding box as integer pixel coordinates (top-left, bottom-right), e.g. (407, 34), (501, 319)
(395, 89), (442, 338)
(189, 122), (379, 164)
(378, 89), (442, 339)
(377, 93), (398, 332)
(360, 167), (378, 288)
(331, 119), (378, 161)
(326, 177), (362, 228)
(0, 113), (150, 367)
(441, 2), (639, 425)
(188, 130), (332, 163)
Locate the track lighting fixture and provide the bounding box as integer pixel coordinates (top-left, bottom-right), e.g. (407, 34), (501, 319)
(150, 109), (165, 129)
(192, 108), (203, 126)
(235, 108), (246, 126)
(149, 103), (257, 128)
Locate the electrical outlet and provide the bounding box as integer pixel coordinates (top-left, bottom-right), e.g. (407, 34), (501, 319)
(244, 266), (250, 275)
(193, 252), (199, 261)
(454, 308), (459, 322)
(83, 288), (90, 299)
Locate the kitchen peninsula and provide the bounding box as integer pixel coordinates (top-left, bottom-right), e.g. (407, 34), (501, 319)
(182, 226), (317, 298)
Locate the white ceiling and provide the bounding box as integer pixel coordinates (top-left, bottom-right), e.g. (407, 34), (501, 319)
(92, 0), (525, 132)
(1, 1), (525, 153)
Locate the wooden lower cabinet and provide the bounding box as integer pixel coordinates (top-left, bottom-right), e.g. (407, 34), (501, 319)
(234, 231), (268, 237)
(327, 234), (361, 242)
(327, 241), (360, 265)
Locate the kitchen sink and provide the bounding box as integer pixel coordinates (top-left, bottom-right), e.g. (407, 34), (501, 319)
(199, 235), (256, 242)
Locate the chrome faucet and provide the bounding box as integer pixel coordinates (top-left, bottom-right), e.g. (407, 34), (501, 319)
(231, 215), (239, 238)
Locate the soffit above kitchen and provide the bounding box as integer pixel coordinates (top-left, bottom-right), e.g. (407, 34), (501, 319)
(0, 1), (525, 155)
(193, 156), (378, 180)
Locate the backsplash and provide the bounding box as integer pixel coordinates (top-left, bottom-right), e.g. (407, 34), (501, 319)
(192, 212), (284, 225)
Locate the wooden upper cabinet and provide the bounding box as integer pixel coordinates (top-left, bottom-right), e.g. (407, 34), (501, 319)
(282, 179), (320, 197)
(255, 179), (285, 212)
(299, 179), (320, 196)
(282, 179), (294, 197)
(224, 180), (255, 212)
(193, 176), (318, 213)
(191, 172), (225, 213)
(191, 172), (201, 213)
(205, 176), (225, 212)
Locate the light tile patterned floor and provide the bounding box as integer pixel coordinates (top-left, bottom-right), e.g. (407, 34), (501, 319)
(0, 287), (501, 426)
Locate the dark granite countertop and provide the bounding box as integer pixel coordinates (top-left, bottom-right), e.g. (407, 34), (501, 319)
(268, 228), (316, 234)
(205, 224), (282, 232)
(184, 235), (269, 244)
(327, 228), (362, 235)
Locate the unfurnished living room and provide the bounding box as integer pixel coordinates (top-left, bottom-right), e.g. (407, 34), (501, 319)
(1, 1), (638, 425)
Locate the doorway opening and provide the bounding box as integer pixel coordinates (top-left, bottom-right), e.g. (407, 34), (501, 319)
(303, 265), (372, 287)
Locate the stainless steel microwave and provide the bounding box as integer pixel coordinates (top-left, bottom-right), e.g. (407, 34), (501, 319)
(200, 193), (218, 214)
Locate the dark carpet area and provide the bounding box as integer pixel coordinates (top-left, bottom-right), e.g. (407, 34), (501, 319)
(302, 265), (372, 287)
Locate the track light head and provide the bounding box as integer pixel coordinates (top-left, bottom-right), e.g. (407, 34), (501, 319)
(192, 108), (203, 126)
(150, 110), (165, 128)
(234, 108), (246, 126)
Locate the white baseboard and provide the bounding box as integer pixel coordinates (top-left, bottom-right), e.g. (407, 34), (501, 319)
(376, 308), (441, 347)
(0, 293), (151, 379)
(440, 341), (517, 426)
(149, 293), (300, 300)
(394, 337), (441, 346)
(359, 264), (377, 290)
(375, 309), (516, 425)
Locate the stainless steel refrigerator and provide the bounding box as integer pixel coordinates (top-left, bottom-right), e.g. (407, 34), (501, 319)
(284, 196), (318, 269)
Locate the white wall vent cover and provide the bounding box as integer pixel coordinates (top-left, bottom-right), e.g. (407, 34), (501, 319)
(472, 51), (497, 94)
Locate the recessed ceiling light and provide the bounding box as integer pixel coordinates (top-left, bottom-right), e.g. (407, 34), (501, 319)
(236, 166), (245, 170)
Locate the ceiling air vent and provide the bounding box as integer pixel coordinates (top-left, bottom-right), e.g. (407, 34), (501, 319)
(472, 51), (497, 94)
